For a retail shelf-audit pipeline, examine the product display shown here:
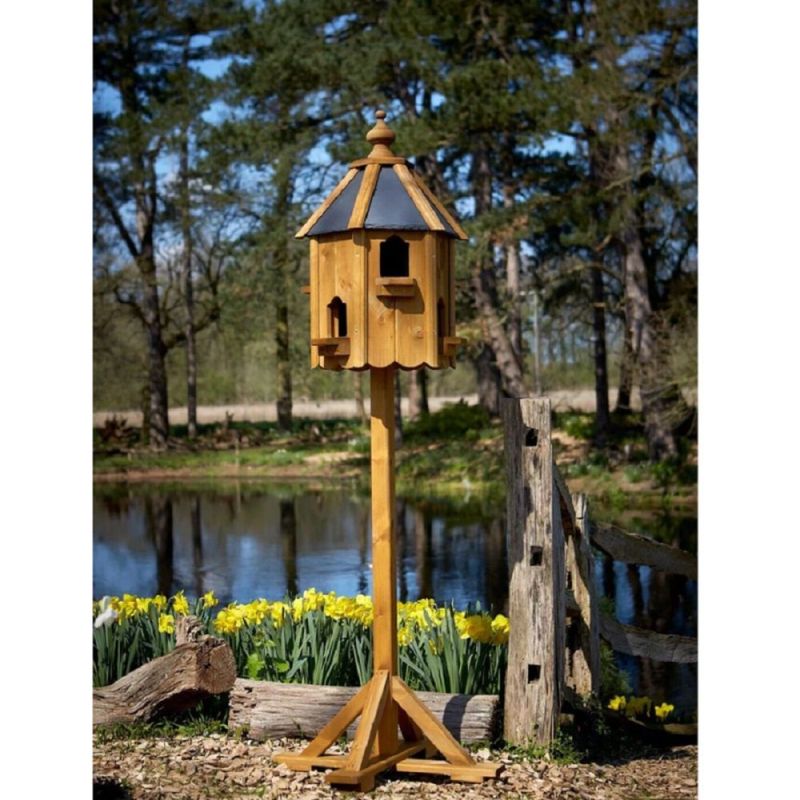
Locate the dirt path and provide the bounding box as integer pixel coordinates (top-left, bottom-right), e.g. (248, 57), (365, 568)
(93, 389), (644, 428)
(93, 734), (696, 800)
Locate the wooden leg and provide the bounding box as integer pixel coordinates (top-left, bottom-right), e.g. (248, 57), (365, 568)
(273, 679), (372, 769)
(346, 670), (390, 770)
(390, 677), (473, 765)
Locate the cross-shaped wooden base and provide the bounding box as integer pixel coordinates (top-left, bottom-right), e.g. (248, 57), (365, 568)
(274, 670), (501, 791)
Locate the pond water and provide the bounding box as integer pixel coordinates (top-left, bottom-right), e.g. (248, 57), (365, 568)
(93, 480), (697, 715)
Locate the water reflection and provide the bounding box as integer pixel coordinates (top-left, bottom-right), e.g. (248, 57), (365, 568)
(93, 481), (696, 714)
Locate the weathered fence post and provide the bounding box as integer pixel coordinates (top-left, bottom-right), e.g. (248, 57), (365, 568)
(502, 397), (565, 745)
(564, 493), (600, 697)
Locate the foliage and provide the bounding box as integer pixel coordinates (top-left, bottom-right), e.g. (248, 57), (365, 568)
(599, 642), (632, 701)
(553, 412), (595, 441)
(606, 694), (675, 723)
(93, 590), (508, 695)
(505, 728), (586, 765)
(404, 402), (492, 442)
(93, 0), (697, 463)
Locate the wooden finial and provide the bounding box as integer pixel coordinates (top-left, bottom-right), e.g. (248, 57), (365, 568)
(365, 109), (396, 159)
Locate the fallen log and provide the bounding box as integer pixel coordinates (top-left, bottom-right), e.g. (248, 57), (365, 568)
(93, 617), (236, 726)
(229, 679), (500, 744)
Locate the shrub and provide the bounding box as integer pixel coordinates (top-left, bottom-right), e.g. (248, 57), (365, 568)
(404, 402), (491, 441)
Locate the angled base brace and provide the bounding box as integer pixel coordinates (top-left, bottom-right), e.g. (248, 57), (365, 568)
(273, 672), (501, 792)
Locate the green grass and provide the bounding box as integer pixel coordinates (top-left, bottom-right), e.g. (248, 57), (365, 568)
(94, 406), (696, 512)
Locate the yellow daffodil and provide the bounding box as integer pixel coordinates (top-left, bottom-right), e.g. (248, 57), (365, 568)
(608, 695), (627, 712)
(202, 590), (218, 608)
(490, 614), (510, 645)
(172, 591), (189, 616)
(158, 613), (175, 634)
(152, 594), (167, 611)
(624, 696), (652, 718)
(135, 596), (151, 614)
(398, 625), (414, 647)
(655, 703), (674, 721)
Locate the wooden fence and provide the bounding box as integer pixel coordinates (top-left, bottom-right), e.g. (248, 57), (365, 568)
(501, 397), (697, 745)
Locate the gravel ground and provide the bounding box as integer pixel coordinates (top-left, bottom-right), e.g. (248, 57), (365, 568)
(93, 734), (697, 800)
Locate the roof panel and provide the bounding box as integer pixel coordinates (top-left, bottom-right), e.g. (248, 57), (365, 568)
(364, 167), (428, 231)
(306, 170), (364, 237)
(300, 164), (463, 239)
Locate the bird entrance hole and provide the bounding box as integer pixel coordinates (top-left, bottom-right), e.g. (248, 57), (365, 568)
(524, 428), (538, 447)
(527, 664), (541, 682)
(328, 296), (347, 337)
(529, 546), (543, 566)
(380, 235), (409, 277)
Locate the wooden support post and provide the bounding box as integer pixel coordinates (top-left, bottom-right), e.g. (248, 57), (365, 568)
(565, 493), (600, 697)
(369, 366), (399, 755)
(275, 366), (501, 790)
(501, 397), (565, 745)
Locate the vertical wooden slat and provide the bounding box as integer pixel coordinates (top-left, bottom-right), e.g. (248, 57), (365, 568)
(422, 233), (439, 367)
(350, 231), (367, 367)
(367, 233), (395, 367)
(370, 367), (398, 754)
(566, 493), (600, 697)
(501, 397), (565, 745)
(447, 239), (456, 367)
(309, 239), (320, 368)
(394, 233), (427, 367)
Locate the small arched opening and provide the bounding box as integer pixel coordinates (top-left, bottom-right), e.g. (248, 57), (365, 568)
(328, 296), (348, 337)
(379, 235), (409, 278)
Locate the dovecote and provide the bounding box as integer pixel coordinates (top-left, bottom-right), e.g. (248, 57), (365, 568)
(296, 111), (467, 371)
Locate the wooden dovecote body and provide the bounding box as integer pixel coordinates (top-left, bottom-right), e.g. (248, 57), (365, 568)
(296, 111), (467, 371)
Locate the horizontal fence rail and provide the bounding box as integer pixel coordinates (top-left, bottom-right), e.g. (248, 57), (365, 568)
(591, 523), (697, 580)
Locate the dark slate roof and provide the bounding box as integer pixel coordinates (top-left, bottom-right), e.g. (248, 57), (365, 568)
(300, 163), (465, 240)
(306, 170), (364, 237)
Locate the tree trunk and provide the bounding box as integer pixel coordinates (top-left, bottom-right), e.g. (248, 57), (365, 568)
(591, 263), (610, 442)
(615, 320), (634, 414)
(142, 250), (169, 449)
(471, 145), (528, 399)
(622, 226), (678, 459)
(408, 369), (429, 420)
(503, 190), (522, 359)
(179, 119), (198, 440)
(532, 288), (543, 394)
(93, 621), (236, 726)
(273, 150), (294, 432)
(140, 382), (151, 446)
(475, 344), (502, 417)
